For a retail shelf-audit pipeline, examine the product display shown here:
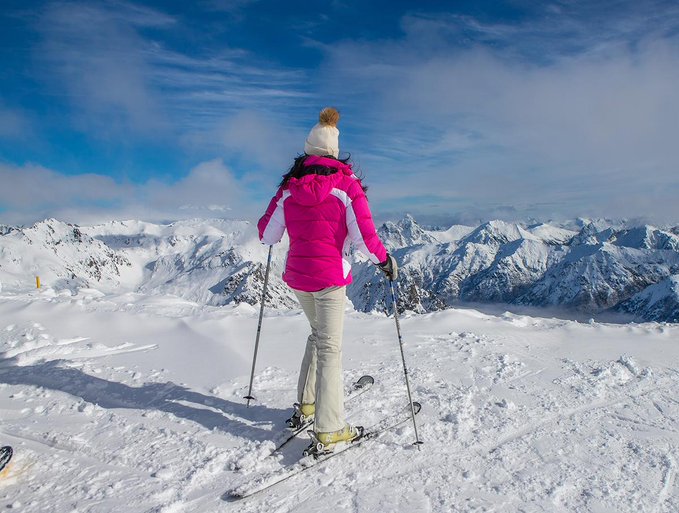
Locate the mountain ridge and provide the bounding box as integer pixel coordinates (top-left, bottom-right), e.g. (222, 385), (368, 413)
(1, 216), (678, 322)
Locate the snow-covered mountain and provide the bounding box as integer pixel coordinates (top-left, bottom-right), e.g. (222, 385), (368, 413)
(378, 214), (440, 248)
(353, 218), (679, 321)
(0, 218), (297, 309)
(617, 275), (679, 322)
(90, 219), (297, 308)
(2, 216), (679, 322)
(0, 218), (132, 292)
(611, 225), (679, 251)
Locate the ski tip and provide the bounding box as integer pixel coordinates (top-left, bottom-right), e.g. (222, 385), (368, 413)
(221, 490), (246, 502)
(412, 401), (422, 415)
(0, 446), (13, 474)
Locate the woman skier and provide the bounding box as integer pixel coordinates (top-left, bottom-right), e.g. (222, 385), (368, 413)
(257, 107), (397, 455)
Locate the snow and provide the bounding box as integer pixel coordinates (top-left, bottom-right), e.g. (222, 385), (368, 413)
(527, 223), (577, 245)
(463, 220), (538, 246)
(612, 226), (679, 251)
(426, 224), (475, 244)
(1, 287), (678, 512)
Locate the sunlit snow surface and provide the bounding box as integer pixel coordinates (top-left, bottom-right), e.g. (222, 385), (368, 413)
(1, 288), (678, 512)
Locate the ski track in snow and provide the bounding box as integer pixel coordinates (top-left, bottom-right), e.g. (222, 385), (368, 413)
(0, 290), (678, 512)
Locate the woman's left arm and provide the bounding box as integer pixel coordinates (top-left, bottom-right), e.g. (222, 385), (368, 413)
(258, 187), (288, 244)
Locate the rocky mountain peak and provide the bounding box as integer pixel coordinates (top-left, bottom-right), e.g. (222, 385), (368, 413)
(611, 226), (679, 251)
(378, 214), (438, 249)
(462, 220), (534, 246)
(618, 275), (679, 322)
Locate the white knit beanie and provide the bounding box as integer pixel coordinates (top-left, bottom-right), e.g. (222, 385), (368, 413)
(304, 107), (340, 158)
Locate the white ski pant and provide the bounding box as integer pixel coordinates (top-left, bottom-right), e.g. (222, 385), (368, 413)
(293, 285), (346, 433)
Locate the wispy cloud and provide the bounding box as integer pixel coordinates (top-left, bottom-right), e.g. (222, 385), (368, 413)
(397, 1), (679, 61)
(35, 1), (314, 152)
(0, 101), (31, 139)
(199, 0), (259, 14)
(36, 1), (174, 138)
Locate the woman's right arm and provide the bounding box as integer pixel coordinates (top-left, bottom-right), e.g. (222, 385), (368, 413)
(258, 187), (288, 244)
(344, 180), (388, 264)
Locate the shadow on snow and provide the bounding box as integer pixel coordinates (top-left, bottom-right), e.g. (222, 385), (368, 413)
(0, 357), (287, 442)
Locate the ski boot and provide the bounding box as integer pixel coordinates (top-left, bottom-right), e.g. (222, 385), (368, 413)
(303, 424), (364, 458)
(285, 403), (315, 430)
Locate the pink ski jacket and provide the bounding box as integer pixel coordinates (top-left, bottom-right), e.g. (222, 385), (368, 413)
(258, 156), (387, 292)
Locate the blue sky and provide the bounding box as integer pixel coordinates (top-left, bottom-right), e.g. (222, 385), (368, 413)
(1, 0), (679, 226)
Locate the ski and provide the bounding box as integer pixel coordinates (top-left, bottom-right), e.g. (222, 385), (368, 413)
(226, 401), (422, 501)
(271, 374), (375, 453)
(0, 446), (13, 474)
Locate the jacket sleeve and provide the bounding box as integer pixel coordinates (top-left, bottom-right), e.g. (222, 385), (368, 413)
(345, 180), (388, 264)
(258, 187), (287, 244)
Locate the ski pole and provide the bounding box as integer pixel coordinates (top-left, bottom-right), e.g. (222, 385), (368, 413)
(244, 245), (273, 408)
(388, 279), (423, 449)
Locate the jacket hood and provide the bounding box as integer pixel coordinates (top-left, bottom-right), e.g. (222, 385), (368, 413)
(288, 172), (340, 206)
(287, 156), (355, 206)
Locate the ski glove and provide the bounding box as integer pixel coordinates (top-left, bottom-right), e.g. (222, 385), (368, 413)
(378, 253), (398, 281)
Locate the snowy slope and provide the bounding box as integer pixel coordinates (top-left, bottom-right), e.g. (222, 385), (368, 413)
(0, 218), (132, 293)
(0, 289), (678, 512)
(617, 275), (679, 322)
(611, 226), (679, 251)
(461, 238), (565, 303)
(526, 223), (577, 245)
(89, 218), (301, 308)
(352, 220), (552, 313)
(426, 224), (475, 244)
(519, 243), (679, 311)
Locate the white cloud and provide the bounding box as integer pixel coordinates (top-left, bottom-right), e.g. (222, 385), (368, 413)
(142, 158), (249, 213)
(0, 163), (123, 207)
(0, 160), (255, 226)
(219, 111), (303, 168)
(319, 11), (679, 223)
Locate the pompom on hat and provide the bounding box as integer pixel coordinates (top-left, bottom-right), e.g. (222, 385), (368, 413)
(304, 107), (340, 158)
